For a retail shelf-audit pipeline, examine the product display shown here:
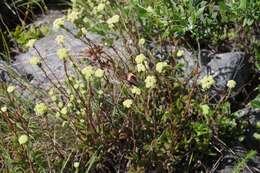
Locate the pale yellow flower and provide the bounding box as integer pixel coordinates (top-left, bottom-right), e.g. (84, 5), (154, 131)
(136, 63), (146, 72)
(55, 35), (65, 45)
(29, 56), (41, 65)
(108, 24), (114, 29)
(95, 68), (104, 78)
(82, 65), (94, 80)
(81, 27), (88, 35)
(51, 96), (58, 102)
(7, 85), (16, 93)
(138, 38), (145, 46)
(25, 39), (37, 48)
(156, 62), (168, 73)
(55, 112), (61, 117)
(74, 83), (80, 89)
(1, 106), (7, 112)
(58, 102), (63, 108)
(145, 75), (157, 89)
(57, 48), (68, 60)
(53, 17), (65, 31)
(105, 1), (110, 5)
(67, 10), (81, 23)
(146, 6), (154, 13)
(74, 162), (80, 168)
(257, 121), (260, 129)
(200, 75), (215, 90)
(227, 80), (236, 89)
(106, 15), (120, 25)
(131, 86), (141, 95)
(123, 99), (133, 108)
(34, 103), (48, 115)
(135, 54), (146, 64)
(61, 107), (68, 115)
(97, 3), (105, 12)
(253, 133), (260, 140)
(18, 134), (28, 145)
(48, 88), (55, 96)
(92, 8), (97, 15)
(176, 50), (184, 57)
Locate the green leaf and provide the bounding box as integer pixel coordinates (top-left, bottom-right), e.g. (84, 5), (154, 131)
(239, 0), (247, 10)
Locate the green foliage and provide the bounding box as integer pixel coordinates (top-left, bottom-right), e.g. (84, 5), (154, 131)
(0, 0), (47, 61)
(232, 150), (257, 173)
(12, 24), (49, 47)
(250, 40), (260, 110)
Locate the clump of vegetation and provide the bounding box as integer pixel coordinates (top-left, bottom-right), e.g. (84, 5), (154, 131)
(0, 0), (259, 172)
(232, 150), (257, 173)
(12, 24), (49, 48)
(0, 0), (47, 60)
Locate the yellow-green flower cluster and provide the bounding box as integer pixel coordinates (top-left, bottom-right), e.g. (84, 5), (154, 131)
(18, 134), (28, 145)
(136, 64), (147, 72)
(29, 56), (41, 65)
(25, 39), (37, 48)
(57, 48), (69, 60)
(82, 66), (105, 80)
(92, 0), (110, 15)
(138, 38), (145, 46)
(227, 80), (236, 89)
(135, 54), (145, 64)
(53, 17), (65, 31)
(107, 14), (120, 28)
(131, 86), (141, 95)
(82, 65), (94, 80)
(176, 50), (184, 57)
(253, 133), (260, 140)
(200, 75), (215, 90)
(81, 27), (88, 35)
(60, 107), (68, 115)
(135, 54), (148, 72)
(55, 35), (65, 45)
(145, 75), (157, 89)
(67, 9), (81, 23)
(156, 62), (168, 73)
(95, 68), (104, 78)
(7, 85), (16, 93)
(96, 3), (105, 12)
(146, 6), (154, 13)
(123, 99), (133, 108)
(34, 103), (48, 115)
(74, 162), (80, 168)
(1, 106), (7, 112)
(48, 88), (59, 102)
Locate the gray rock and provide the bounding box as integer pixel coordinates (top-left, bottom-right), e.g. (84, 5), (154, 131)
(234, 106), (260, 150)
(12, 11), (129, 92)
(150, 44), (253, 98)
(0, 60), (9, 82)
(148, 43), (197, 75)
(0, 60), (22, 83)
(200, 52), (253, 96)
(13, 12), (103, 90)
(216, 146), (260, 173)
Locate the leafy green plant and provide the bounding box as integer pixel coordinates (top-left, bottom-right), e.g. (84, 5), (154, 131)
(0, 0), (47, 61)
(232, 150), (257, 173)
(12, 24), (49, 47)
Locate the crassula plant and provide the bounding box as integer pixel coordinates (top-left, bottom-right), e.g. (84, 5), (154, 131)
(0, 0), (259, 172)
